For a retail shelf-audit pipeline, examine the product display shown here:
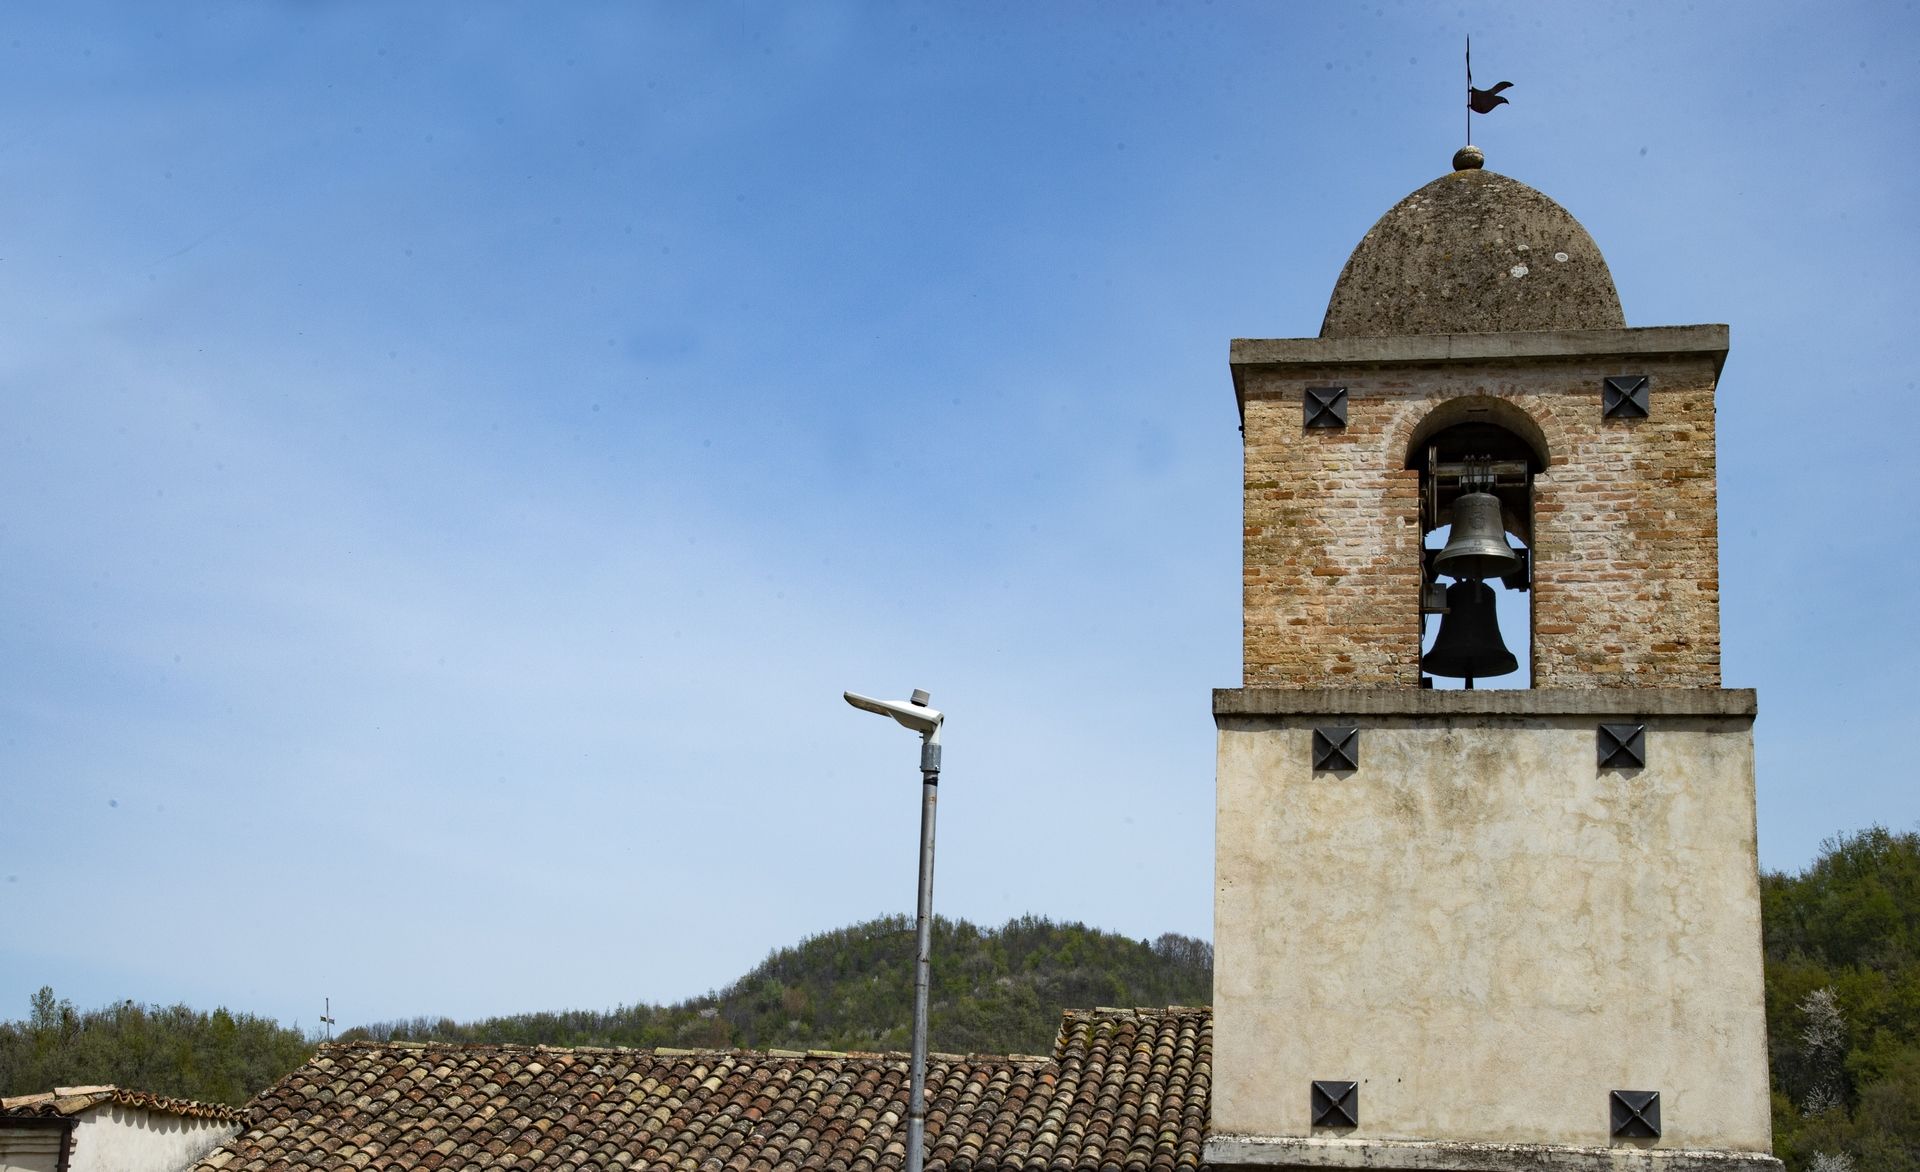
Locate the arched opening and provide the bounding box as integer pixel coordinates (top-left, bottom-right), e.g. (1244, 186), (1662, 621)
(1403, 399), (1548, 689)
(1403, 395), (1551, 478)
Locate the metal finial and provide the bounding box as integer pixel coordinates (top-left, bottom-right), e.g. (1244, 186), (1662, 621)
(1453, 145), (1485, 171)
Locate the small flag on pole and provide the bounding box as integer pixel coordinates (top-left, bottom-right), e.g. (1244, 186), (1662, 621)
(1469, 81), (1514, 114)
(1465, 37), (1512, 143)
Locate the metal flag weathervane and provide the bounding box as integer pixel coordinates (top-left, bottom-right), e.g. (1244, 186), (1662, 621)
(1465, 37), (1513, 145)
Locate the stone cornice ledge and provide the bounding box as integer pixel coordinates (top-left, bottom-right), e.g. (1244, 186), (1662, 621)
(1229, 325), (1729, 371)
(1214, 688), (1756, 719)
(1206, 1134), (1781, 1172)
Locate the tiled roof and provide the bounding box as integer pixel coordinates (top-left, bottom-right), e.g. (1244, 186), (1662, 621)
(197, 1007), (1210, 1172)
(1, 1084), (248, 1123)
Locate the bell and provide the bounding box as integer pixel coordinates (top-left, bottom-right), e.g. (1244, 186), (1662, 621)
(1433, 492), (1521, 581)
(1421, 579), (1519, 682)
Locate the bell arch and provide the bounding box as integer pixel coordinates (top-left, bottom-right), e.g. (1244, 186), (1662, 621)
(1401, 396), (1548, 688)
(1401, 394), (1553, 471)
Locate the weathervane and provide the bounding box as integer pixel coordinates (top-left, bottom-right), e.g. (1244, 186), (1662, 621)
(1465, 36), (1513, 145)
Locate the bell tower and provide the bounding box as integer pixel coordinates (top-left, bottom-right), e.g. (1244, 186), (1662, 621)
(1206, 148), (1778, 1171)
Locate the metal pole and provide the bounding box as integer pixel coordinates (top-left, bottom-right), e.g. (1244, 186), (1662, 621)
(905, 735), (940, 1172)
(1465, 36), (1472, 147)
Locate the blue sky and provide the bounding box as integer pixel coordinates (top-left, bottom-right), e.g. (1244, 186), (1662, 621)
(2, 2), (1916, 1032)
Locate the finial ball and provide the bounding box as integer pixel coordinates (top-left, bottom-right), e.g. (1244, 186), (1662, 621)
(1453, 145), (1485, 171)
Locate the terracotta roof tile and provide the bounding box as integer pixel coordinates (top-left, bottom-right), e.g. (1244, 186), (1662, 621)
(197, 1008), (1208, 1172)
(2, 1085), (248, 1123)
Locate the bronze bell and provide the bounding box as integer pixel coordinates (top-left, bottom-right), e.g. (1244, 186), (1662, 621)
(1422, 579), (1519, 682)
(1433, 492), (1521, 581)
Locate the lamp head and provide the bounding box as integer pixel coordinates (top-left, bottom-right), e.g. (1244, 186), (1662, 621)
(844, 689), (944, 738)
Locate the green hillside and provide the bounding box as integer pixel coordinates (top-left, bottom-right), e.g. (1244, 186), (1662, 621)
(1764, 828), (1920, 1169)
(0, 990), (311, 1108)
(0, 915), (1210, 1104)
(343, 914), (1213, 1056)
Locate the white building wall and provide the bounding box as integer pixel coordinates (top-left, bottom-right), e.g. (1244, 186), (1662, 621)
(1212, 704), (1772, 1155)
(66, 1107), (238, 1172)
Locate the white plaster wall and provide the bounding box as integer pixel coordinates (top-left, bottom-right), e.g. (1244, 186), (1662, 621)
(66, 1108), (238, 1172)
(1213, 714), (1771, 1153)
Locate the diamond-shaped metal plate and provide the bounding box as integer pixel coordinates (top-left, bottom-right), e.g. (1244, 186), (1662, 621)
(1611, 1090), (1660, 1138)
(1313, 727), (1358, 772)
(1599, 723), (1647, 769)
(1603, 375), (1650, 419)
(1304, 385), (1347, 429)
(1311, 1081), (1358, 1129)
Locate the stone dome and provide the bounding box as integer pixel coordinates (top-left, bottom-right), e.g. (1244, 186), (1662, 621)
(1320, 159), (1624, 338)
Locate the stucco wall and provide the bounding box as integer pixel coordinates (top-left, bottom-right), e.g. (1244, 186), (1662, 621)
(67, 1107), (238, 1172)
(1212, 700), (1770, 1153)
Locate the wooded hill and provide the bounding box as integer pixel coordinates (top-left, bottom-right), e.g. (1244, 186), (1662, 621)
(338, 915), (1213, 1057)
(1763, 827), (1920, 1169)
(0, 915), (1211, 1101)
(0, 988), (311, 1109)
(3, 832), (1917, 1171)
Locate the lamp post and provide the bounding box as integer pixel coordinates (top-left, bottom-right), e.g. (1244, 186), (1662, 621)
(843, 688), (944, 1172)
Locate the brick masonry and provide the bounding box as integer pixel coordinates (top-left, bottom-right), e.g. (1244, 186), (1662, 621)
(1239, 344), (1722, 689)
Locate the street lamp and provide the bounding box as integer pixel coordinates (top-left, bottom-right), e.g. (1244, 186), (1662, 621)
(843, 688), (944, 1172)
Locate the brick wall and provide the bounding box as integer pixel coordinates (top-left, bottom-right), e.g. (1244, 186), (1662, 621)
(1240, 351), (1721, 688)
